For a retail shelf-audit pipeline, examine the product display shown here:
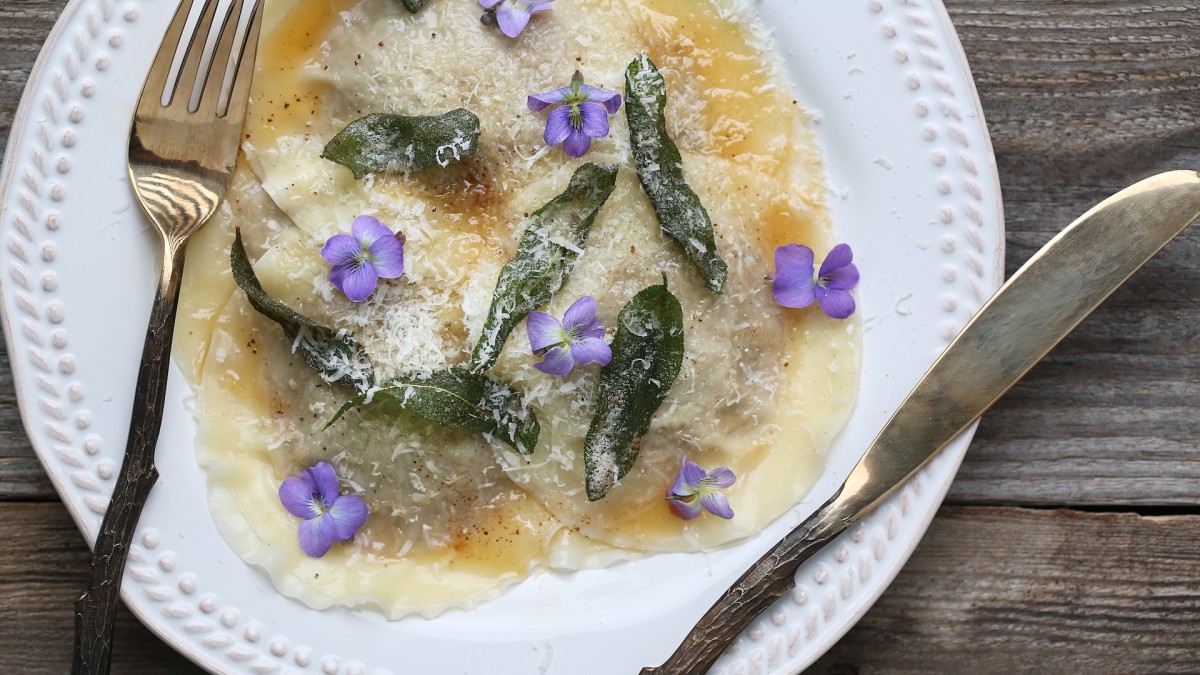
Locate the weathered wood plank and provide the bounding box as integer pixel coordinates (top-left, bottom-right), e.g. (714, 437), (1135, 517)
(0, 0), (70, 138)
(813, 506), (1200, 673)
(0, 343), (53, 500)
(0, 503), (203, 673)
(942, 0), (1200, 506)
(0, 0), (66, 502)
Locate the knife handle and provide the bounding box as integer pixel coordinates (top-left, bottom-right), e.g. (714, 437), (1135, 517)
(643, 169), (1200, 675)
(639, 494), (853, 675)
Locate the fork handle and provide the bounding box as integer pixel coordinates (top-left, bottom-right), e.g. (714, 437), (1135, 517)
(73, 241), (187, 675)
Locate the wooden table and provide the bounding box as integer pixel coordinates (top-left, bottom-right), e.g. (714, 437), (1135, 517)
(2, 0), (1198, 672)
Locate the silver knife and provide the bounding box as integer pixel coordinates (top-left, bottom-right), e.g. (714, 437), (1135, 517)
(641, 169), (1200, 674)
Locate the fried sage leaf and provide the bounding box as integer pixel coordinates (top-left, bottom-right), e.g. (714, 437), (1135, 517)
(470, 162), (619, 372)
(230, 229), (375, 392)
(398, 0), (429, 12)
(625, 53), (727, 294)
(584, 279), (685, 501)
(329, 367), (540, 454)
(321, 109), (480, 179)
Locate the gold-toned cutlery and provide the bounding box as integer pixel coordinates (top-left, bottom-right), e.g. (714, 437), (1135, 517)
(644, 170), (1200, 674)
(72, 0), (262, 672)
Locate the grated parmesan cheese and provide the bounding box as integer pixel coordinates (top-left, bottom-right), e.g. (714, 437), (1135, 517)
(181, 0), (861, 621)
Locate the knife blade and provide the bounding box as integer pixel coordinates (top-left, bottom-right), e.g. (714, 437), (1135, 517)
(641, 169), (1200, 674)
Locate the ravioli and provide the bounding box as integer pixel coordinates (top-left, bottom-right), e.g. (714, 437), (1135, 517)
(173, 0), (861, 618)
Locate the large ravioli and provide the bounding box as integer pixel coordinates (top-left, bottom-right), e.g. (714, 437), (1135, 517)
(174, 0), (861, 618)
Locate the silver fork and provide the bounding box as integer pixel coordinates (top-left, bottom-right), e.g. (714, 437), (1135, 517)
(72, 0), (262, 671)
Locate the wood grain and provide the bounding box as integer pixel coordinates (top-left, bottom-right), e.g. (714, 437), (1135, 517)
(0, 0), (63, 503)
(0, 504), (201, 673)
(811, 507), (1200, 673)
(944, 0), (1200, 507)
(0, 0), (69, 142)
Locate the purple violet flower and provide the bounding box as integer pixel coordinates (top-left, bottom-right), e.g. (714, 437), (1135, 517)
(278, 461), (368, 558)
(528, 71), (622, 158)
(527, 295), (612, 376)
(666, 457), (736, 520)
(479, 0), (553, 38)
(320, 215), (405, 303)
(770, 243), (860, 319)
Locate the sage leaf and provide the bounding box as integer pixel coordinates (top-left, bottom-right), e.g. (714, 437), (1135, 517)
(321, 109), (480, 179)
(398, 0), (429, 12)
(625, 54), (727, 294)
(470, 162), (619, 372)
(230, 229), (375, 392)
(584, 279), (685, 501)
(329, 367), (540, 454)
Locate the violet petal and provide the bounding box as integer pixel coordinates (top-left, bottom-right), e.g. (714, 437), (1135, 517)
(528, 86), (571, 112)
(575, 318), (606, 341)
(495, 3), (531, 37)
(777, 241), (816, 270)
(320, 233), (361, 266)
(578, 101), (611, 139)
(367, 232), (405, 279)
(822, 262), (860, 292)
(297, 514), (337, 557)
(772, 269), (816, 308)
(478, 0), (503, 8)
(544, 106), (573, 147)
(673, 460), (707, 495)
(579, 84), (622, 113)
(569, 337), (611, 367)
(561, 296), (598, 334)
(562, 129), (592, 158)
(706, 466), (737, 489)
(328, 260), (354, 293)
(771, 244), (817, 308)
(327, 494), (369, 541)
(814, 286), (856, 320)
(279, 477), (319, 518)
(817, 243), (854, 278)
(335, 261), (379, 302)
(774, 243), (815, 277)
(305, 462), (342, 508)
(534, 345), (575, 376)
(667, 497), (702, 520)
(351, 215), (389, 247)
(700, 491), (735, 519)
(527, 310), (565, 352)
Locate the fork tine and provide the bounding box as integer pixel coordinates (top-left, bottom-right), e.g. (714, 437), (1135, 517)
(134, 0), (195, 119)
(196, 0), (246, 118)
(222, 0), (263, 122)
(169, 0), (221, 110)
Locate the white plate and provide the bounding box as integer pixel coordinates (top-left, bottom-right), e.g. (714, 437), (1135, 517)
(0, 0), (1002, 672)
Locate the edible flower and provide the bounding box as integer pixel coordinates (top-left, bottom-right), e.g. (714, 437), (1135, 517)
(479, 0), (553, 39)
(770, 243), (860, 319)
(320, 215), (405, 302)
(666, 457), (736, 520)
(528, 71), (623, 158)
(527, 295), (611, 376)
(278, 461), (368, 558)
